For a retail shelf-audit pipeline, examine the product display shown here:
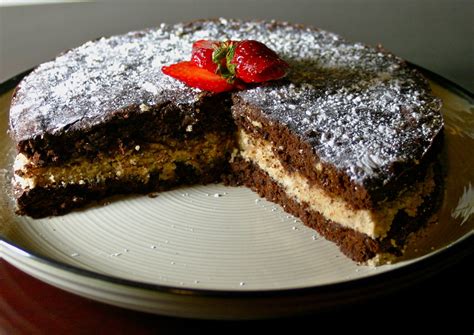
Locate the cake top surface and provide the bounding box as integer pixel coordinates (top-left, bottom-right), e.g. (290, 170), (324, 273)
(9, 18), (443, 186)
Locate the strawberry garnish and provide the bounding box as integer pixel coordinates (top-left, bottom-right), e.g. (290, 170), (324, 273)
(191, 40), (220, 73)
(162, 61), (235, 93)
(163, 39), (289, 92)
(229, 40), (289, 83)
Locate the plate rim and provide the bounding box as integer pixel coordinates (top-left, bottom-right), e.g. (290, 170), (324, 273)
(0, 64), (473, 300)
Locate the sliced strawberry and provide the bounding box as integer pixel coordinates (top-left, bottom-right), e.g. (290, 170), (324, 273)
(163, 39), (289, 92)
(230, 40), (289, 83)
(162, 61), (235, 93)
(191, 40), (219, 73)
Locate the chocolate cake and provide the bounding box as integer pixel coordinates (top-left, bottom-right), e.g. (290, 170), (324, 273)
(8, 19), (444, 264)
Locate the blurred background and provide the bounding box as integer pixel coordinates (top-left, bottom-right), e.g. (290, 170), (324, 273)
(0, 0), (472, 91)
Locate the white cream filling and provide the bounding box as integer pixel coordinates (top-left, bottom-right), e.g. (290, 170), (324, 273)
(238, 130), (434, 239)
(13, 153), (37, 189)
(12, 132), (233, 192)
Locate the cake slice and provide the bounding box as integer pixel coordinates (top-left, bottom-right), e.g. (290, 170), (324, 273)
(9, 19), (444, 264)
(11, 90), (236, 218)
(230, 91), (442, 263)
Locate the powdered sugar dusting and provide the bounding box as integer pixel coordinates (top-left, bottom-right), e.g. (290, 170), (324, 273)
(9, 19), (443, 185)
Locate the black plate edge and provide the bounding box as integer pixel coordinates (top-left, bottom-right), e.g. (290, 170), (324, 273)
(0, 65), (473, 303)
(410, 64), (473, 101)
(0, 69), (33, 96)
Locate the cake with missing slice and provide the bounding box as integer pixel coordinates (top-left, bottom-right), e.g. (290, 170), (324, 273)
(9, 19), (444, 264)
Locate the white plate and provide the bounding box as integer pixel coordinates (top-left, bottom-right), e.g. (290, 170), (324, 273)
(0, 68), (473, 319)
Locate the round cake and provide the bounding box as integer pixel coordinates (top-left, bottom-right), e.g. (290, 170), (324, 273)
(9, 19), (444, 264)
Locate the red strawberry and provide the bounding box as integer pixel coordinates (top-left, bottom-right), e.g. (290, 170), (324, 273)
(191, 40), (237, 77)
(191, 40), (219, 73)
(162, 61), (235, 93)
(163, 39), (289, 92)
(229, 40), (289, 83)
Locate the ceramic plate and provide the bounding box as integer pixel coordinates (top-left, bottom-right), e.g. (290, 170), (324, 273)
(0, 67), (473, 319)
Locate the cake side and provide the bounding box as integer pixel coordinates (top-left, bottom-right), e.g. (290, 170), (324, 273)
(231, 127), (440, 239)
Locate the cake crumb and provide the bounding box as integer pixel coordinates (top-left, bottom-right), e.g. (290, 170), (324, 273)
(139, 104), (150, 112)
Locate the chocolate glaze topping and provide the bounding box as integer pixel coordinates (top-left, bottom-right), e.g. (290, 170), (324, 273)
(9, 18), (443, 189)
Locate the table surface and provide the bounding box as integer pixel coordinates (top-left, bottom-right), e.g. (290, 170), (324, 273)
(1, 252), (472, 334)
